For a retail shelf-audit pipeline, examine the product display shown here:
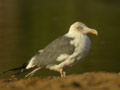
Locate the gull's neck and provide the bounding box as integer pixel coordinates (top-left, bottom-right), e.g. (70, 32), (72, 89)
(65, 29), (85, 38)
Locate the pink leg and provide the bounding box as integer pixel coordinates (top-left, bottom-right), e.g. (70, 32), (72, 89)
(60, 69), (66, 77)
(63, 71), (66, 77)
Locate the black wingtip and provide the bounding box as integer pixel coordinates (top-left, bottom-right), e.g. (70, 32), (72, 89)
(0, 62), (28, 74)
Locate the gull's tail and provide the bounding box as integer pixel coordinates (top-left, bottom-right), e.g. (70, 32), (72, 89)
(0, 50), (43, 77)
(0, 62), (31, 77)
(2, 63), (27, 74)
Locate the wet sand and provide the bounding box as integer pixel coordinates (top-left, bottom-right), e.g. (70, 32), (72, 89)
(0, 72), (120, 90)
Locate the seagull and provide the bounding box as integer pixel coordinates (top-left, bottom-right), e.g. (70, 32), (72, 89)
(2, 22), (98, 77)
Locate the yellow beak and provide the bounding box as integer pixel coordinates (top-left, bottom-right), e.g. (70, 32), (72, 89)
(89, 29), (98, 36)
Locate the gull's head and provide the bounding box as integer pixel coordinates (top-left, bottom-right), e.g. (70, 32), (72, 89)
(68, 22), (98, 36)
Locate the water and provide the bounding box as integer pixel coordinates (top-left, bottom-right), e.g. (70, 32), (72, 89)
(0, 0), (120, 78)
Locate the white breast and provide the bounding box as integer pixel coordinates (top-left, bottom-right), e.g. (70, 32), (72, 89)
(73, 34), (91, 62)
(67, 34), (91, 65)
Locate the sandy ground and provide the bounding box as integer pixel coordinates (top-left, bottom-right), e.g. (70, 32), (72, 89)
(0, 72), (120, 90)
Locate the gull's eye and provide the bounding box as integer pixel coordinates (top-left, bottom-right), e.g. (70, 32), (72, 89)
(79, 26), (83, 29)
(77, 26), (83, 30)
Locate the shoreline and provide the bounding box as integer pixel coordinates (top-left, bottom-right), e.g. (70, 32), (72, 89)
(0, 72), (120, 90)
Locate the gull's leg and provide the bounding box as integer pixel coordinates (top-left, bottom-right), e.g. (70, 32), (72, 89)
(63, 71), (66, 77)
(25, 67), (41, 78)
(60, 69), (66, 77)
(60, 69), (64, 77)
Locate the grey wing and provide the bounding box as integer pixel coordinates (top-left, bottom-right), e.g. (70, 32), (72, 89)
(35, 36), (75, 66)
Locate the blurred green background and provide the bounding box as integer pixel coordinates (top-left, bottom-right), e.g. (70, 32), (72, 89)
(0, 0), (120, 78)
